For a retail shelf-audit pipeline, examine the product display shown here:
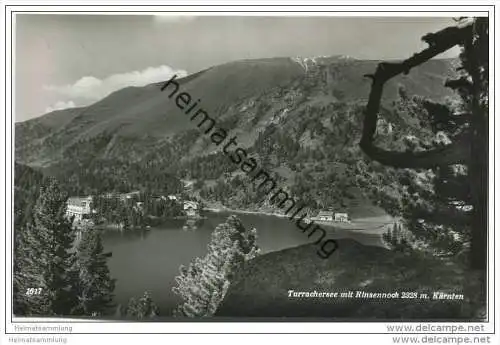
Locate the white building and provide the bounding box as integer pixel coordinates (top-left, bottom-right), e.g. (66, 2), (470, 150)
(316, 211), (334, 222)
(66, 196), (93, 221)
(183, 200), (199, 217)
(334, 213), (349, 223)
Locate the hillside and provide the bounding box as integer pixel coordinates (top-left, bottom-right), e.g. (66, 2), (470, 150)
(16, 56), (455, 162)
(216, 239), (482, 320)
(15, 56), (458, 212)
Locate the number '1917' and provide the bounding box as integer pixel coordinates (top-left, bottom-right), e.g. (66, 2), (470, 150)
(25, 288), (42, 295)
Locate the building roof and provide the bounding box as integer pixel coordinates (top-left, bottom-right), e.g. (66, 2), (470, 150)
(183, 200), (199, 209)
(67, 196), (92, 207)
(121, 191), (141, 199)
(317, 211), (333, 217)
(103, 192), (119, 199)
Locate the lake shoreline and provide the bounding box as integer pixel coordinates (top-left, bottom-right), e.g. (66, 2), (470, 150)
(204, 207), (393, 235)
(205, 206), (288, 218)
(101, 210), (389, 315)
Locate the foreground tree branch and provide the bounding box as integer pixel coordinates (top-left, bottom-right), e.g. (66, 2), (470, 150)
(359, 18), (489, 275)
(359, 24), (473, 168)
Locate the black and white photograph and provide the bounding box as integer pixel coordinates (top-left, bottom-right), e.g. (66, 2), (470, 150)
(2, 3), (497, 341)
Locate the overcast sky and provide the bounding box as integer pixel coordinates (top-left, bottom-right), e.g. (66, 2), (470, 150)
(15, 15), (459, 122)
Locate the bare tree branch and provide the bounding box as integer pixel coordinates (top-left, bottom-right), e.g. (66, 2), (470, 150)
(359, 24), (473, 169)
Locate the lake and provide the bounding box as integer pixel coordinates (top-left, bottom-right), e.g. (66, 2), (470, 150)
(101, 211), (386, 315)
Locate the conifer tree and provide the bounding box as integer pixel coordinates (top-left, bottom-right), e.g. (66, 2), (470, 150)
(125, 291), (160, 318)
(13, 164), (45, 315)
(172, 215), (259, 317)
(359, 17), (488, 270)
(15, 178), (79, 316)
(74, 230), (115, 316)
(13, 223), (32, 315)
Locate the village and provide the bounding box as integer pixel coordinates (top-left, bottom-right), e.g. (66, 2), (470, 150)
(65, 190), (355, 230)
(65, 191), (202, 228)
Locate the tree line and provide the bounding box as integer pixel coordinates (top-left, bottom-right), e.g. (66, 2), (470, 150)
(13, 172), (160, 318)
(90, 192), (184, 229)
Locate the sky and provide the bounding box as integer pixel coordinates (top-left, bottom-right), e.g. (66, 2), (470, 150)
(15, 15), (459, 122)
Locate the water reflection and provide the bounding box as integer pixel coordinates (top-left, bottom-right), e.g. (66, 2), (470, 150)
(182, 218), (199, 231)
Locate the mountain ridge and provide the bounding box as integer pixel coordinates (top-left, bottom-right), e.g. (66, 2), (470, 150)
(15, 55), (458, 213)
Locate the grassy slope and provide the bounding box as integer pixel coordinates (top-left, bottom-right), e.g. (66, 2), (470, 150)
(216, 239), (483, 320)
(15, 57), (306, 165)
(16, 57), (456, 161)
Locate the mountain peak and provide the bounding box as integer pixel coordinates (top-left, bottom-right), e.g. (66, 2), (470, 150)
(291, 55), (357, 71)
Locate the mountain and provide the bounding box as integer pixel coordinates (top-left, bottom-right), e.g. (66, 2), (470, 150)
(15, 56), (458, 210)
